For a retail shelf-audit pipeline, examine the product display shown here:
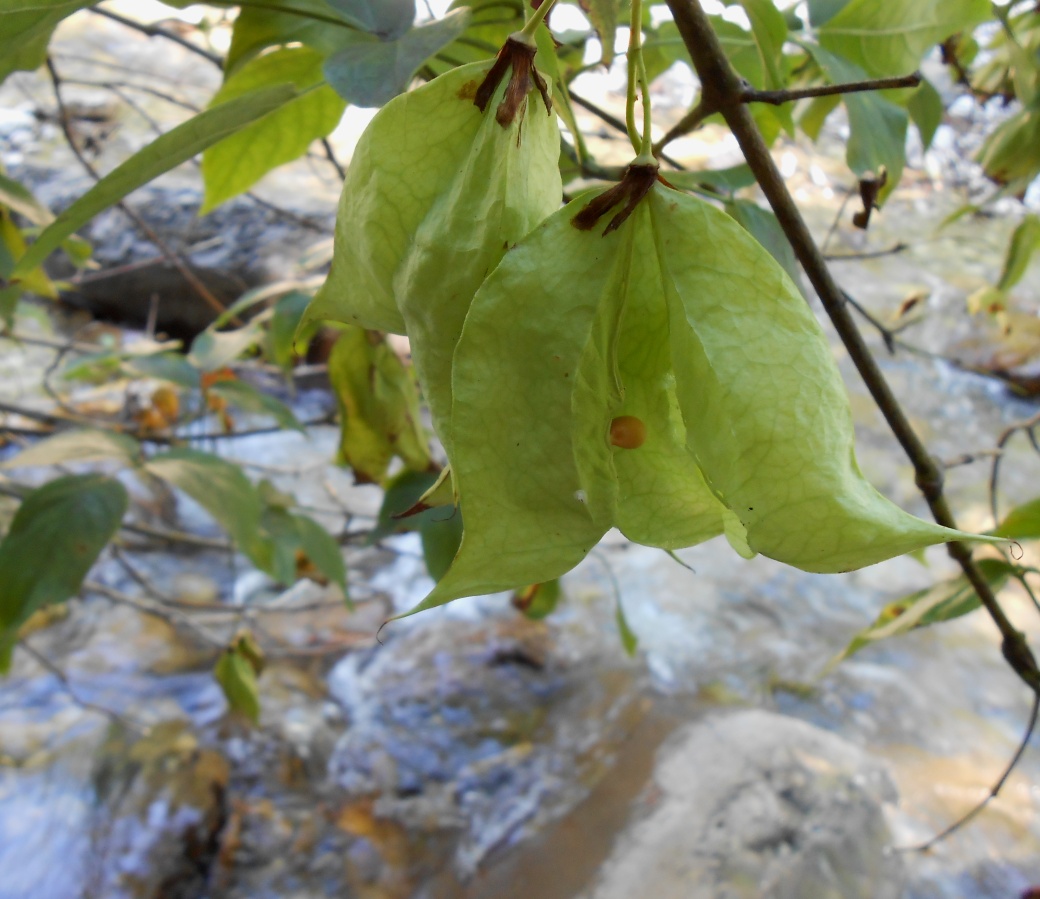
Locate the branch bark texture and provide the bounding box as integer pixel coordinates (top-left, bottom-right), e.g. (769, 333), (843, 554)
(663, 0), (1040, 694)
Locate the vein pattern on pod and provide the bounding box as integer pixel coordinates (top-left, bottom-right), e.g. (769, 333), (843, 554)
(405, 164), (1000, 614)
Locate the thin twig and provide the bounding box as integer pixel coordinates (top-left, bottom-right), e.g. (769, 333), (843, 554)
(90, 7), (223, 68)
(85, 579), (229, 647)
(18, 639), (149, 732)
(743, 71), (921, 106)
(45, 57), (232, 322)
(655, 66), (920, 153)
(824, 242), (909, 261)
(665, 0), (1040, 697)
(321, 138), (347, 181)
(895, 692), (1039, 852)
(989, 411), (1040, 525)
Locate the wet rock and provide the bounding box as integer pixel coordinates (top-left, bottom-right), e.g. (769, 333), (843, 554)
(10, 163), (332, 339)
(327, 611), (647, 890)
(579, 709), (904, 899)
(87, 722), (229, 899)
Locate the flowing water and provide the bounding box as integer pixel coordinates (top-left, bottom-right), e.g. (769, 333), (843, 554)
(2, 8), (1040, 898)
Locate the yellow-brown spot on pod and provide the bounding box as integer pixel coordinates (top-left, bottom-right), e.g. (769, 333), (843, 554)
(609, 416), (646, 449)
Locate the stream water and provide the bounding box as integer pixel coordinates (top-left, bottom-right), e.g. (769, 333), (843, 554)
(3, 6), (1040, 898)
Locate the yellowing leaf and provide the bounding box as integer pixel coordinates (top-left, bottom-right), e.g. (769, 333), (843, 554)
(830, 558), (1014, 665)
(214, 633), (264, 724)
(327, 326), (430, 484)
(405, 173), (999, 614)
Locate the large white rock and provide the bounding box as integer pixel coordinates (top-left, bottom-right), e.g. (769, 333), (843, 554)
(580, 709), (904, 899)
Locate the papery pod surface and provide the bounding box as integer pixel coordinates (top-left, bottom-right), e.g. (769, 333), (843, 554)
(646, 188), (991, 572)
(408, 176), (997, 613)
(301, 54), (561, 451)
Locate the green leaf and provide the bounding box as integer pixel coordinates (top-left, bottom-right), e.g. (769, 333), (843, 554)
(323, 10), (471, 107)
(0, 474), (127, 671)
(807, 0), (850, 28)
(369, 468), (440, 541)
(294, 513), (348, 593)
(513, 578), (561, 620)
(268, 291), (312, 371)
(189, 321), (266, 371)
(420, 508), (464, 582)
(997, 214), (1040, 293)
(977, 108), (1040, 187)
(144, 448), (263, 554)
(202, 47), (347, 211)
(818, 0), (990, 77)
(739, 0), (788, 90)
(666, 164), (756, 194)
(214, 634), (263, 723)
(1, 209), (57, 298)
(581, 0), (621, 65)
(615, 597), (638, 656)
(208, 380), (304, 432)
(725, 198), (803, 291)
(807, 44), (907, 201)
(123, 352), (201, 389)
(0, 170), (53, 226)
(226, 0), (358, 73)
(326, 0), (415, 39)
(13, 85), (298, 277)
(907, 77), (943, 151)
(407, 181), (999, 614)
(327, 327), (431, 484)
(831, 558), (1015, 664)
(0, 0), (91, 81)
(799, 93), (841, 141)
(993, 495), (1040, 540)
(1, 429), (140, 469)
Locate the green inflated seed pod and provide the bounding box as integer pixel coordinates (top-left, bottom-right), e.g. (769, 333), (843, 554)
(299, 43), (561, 451)
(402, 165), (1000, 615)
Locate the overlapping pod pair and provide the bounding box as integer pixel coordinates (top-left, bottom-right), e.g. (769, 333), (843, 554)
(410, 164), (1000, 613)
(299, 36), (562, 458)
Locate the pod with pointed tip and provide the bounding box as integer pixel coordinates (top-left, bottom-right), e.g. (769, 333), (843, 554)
(403, 172), (1001, 615)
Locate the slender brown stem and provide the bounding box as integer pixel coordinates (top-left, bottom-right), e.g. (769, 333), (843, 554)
(90, 7), (224, 68)
(896, 691), (1040, 852)
(664, 0), (1040, 696)
(655, 65), (919, 152)
(45, 57), (233, 322)
(18, 639), (148, 732)
(743, 71), (921, 106)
